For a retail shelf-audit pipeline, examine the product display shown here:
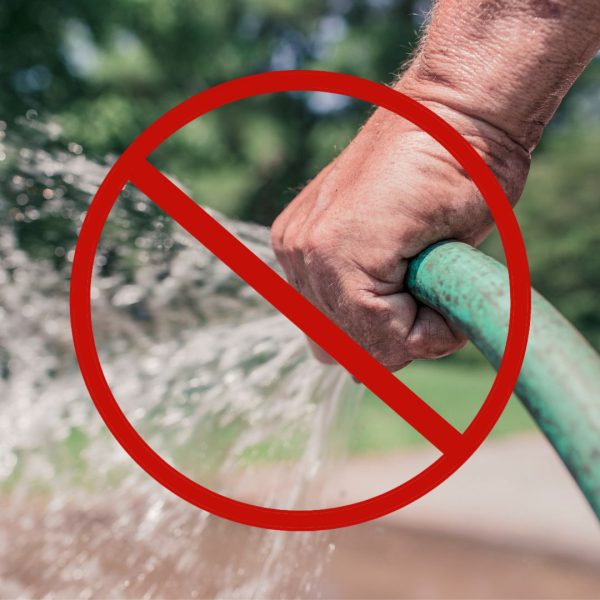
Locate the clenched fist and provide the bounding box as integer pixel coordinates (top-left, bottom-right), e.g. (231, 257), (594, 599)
(271, 93), (530, 371)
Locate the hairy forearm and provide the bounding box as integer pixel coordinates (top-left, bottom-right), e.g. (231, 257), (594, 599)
(398, 0), (600, 152)
(273, 0), (600, 369)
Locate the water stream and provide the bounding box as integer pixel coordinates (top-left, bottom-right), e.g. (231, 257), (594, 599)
(0, 118), (360, 598)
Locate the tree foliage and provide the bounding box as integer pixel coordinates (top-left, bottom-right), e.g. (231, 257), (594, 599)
(1, 0), (598, 347)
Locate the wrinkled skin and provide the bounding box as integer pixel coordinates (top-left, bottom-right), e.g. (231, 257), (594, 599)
(272, 0), (600, 372)
(271, 101), (530, 371)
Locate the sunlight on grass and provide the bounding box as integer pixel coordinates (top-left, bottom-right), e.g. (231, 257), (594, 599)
(345, 352), (535, 455)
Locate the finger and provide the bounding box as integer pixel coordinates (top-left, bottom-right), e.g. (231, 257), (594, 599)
(306, 337), (337, 364)
(405, 306), (467, 359)
(347, 291), (418, 370)
(317, 288), (464, 370)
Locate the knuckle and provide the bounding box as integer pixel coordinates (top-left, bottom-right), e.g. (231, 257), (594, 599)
(282, 227), (302, 259)
(270, 217), (286, 255)
(302, 229), (342, 271)
(302, 237), (325, 267)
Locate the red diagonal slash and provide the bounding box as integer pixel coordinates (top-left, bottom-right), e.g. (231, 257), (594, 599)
(128, 158), (462, 454)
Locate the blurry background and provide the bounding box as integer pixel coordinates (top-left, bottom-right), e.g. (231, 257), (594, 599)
(1, 0), (599, 598)
(2, 0), (599, 449)
(1, 0), (599, 346)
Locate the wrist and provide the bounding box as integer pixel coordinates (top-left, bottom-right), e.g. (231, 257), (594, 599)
(370, 81), (531, 206)
(394, 1), (600, 154)
(396, 67), (543, 154)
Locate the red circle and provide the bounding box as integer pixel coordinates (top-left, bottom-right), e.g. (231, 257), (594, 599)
(70, 70), (531, 531)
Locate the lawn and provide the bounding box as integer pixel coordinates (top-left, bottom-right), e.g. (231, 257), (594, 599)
(345, 354), (536, 455)
(232, 349), (538, 463)
(4, 349), (536, 490)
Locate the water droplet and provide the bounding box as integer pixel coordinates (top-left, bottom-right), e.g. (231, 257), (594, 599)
(68, 142), (83, 155)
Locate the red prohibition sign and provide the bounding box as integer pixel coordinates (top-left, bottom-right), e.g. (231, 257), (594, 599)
(70, 70), (531, 531)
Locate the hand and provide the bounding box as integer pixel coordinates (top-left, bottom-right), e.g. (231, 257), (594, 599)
(271, 93), (531, 371)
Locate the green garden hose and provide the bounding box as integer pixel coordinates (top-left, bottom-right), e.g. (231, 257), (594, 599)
(407, 241), (600, 519)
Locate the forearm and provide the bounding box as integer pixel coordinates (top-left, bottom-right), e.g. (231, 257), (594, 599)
(273, 1), (600, 369)
(398, 0), (600, 152)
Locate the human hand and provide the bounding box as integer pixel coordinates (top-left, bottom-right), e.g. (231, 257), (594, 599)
(271, 92), (530, 371)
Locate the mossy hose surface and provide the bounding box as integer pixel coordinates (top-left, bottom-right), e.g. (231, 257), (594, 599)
(407, 241), (600, 519)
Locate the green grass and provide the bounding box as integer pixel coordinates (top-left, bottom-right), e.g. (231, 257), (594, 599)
(345, 356), (535, 455)
(236, 352), (538, 462)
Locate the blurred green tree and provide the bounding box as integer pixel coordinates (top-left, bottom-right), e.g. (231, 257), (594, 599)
(0, 0), (421, 220)
(488, 121), (600, 349)
(1, 0), (598, 347)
